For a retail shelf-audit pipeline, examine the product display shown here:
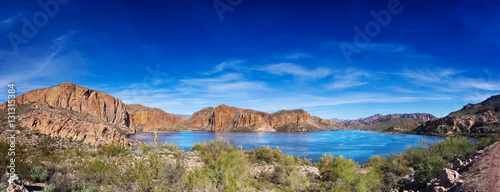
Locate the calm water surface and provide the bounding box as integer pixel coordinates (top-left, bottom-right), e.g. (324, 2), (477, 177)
(127, 130), (474, 164)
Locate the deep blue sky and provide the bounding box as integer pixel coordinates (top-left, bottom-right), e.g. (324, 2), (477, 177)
(1, 0), (499, 119)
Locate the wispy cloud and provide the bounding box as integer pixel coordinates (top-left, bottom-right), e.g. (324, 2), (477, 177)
(282, 52), (312, 60)
(256, 63), (332, 80)
(399, 67), (462, 83)
(455, 78), (500, 91)
(203, 60), (244, 75)
(326, 69), (370, 89)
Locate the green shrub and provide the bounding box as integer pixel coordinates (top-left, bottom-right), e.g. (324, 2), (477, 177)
(190, 138), (251, 191)
(475, 134), (499, 150)
(246, 146), (283, 164)
(45, 184), (56, 192)
(31, 166), (49, 182)
(98, 143), (129, 156)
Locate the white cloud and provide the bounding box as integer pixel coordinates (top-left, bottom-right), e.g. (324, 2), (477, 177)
(455, 78), (500, 91)
(326, 69), (370, 89)
(203, 60), (244, 75)
(399, 67), (462, 83)
(257, 63), (332, 80)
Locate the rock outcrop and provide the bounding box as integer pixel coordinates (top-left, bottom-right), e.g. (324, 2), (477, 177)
(183, 107), (215, 130)
(17, 103), (133, 146)
(7, 174), (29, 192)
(414, 95), (500, 136)
(0, 82), (142, 146)
(184, 104), (341, 132)
(0, 82), (132, 133)
(126, 104), (186, 131)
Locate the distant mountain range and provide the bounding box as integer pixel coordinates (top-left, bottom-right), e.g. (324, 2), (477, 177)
(334, 113), (437, 132)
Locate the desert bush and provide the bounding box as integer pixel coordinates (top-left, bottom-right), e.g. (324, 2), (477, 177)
(190, 138), (251, 191)
(246, 146), (283, 164)
(80, 159), (111, 184)
(98, 143), (129, 156)
(474, 133), (499, 150)
(31, 166), (49, 182)
(431, 137), (475, 161)
(45, 184), (56, 192)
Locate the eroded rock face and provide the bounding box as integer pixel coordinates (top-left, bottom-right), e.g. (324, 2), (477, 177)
(19, 104), (133, 146)
(126, 104), (185, 131)
(213, 104), (274, 132)
(184, 107), (215, 130)
(185, 104), (341, 132)
(0, 82), (132, 133)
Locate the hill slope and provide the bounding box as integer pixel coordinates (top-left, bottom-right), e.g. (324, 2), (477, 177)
(0, 82), (136, 145)
(414, 95), (500, 136)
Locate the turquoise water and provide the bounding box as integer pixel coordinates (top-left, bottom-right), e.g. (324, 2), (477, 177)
(127, 130), (475, 164)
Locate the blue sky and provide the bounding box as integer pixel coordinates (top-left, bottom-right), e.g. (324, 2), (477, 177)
(1, 0), (499, 119)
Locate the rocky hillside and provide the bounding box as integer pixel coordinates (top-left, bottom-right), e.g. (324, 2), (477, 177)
(126, 104), (186, 131)
(0, 82), (136, 145)
(0, 82), (132, 132)
(185, 104), (342, 132)
(414, 95), (500, 136)
(341, 113), (436, 131)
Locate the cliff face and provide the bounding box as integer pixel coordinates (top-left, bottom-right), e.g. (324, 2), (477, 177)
(13, 103), (134, 146)
(126, 104), (185, 131)
(414, 95), (500, 136)
(185, 104), (341, 132)
(0, 82), (132, 132)
(184, 107), (215, 130)
(0, 82), (140, 145)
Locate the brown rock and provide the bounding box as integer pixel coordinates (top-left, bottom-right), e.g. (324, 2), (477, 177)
(184, 107), (215, 130)
(18, 105), (133, 146)
(440, 168), (460, 188)
(0, 82), (133, 133)
(126, 104), (185, 131)
(414, 95), (500, 136)
(452, 158), (463, 170)
(185, 104), (341, 132)
(7, 174), (29, 192)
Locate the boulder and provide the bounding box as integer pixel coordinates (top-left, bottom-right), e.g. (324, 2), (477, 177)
(7, 174), (29, 192)
(440, 168), (460, 188)
(452, 158), (463, 170)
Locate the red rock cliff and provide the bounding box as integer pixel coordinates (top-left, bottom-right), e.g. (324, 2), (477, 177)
(126, 104), (185, 131)
(185, 104), (341, 132)
(0, 82), (132, 132)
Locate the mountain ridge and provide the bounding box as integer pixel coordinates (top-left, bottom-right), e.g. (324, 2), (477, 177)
(414, 95), (500, 136)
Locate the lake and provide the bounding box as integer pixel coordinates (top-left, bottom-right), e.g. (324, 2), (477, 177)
(127, 130), (472, 164)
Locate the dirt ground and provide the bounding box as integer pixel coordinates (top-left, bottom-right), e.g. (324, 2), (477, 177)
(462, 142), (500, 192)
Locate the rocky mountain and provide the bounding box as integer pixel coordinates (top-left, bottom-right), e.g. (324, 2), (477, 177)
(0, 82), (136, 145)
(126, 104), (186, 131)
(0, 82), (132, 132)
(185, 104), (342, 132)
(414, 95), (500, 136)
(341, 113), (436, 131)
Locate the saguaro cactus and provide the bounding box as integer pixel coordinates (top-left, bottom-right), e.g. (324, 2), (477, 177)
(154, 129), (158, 147)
